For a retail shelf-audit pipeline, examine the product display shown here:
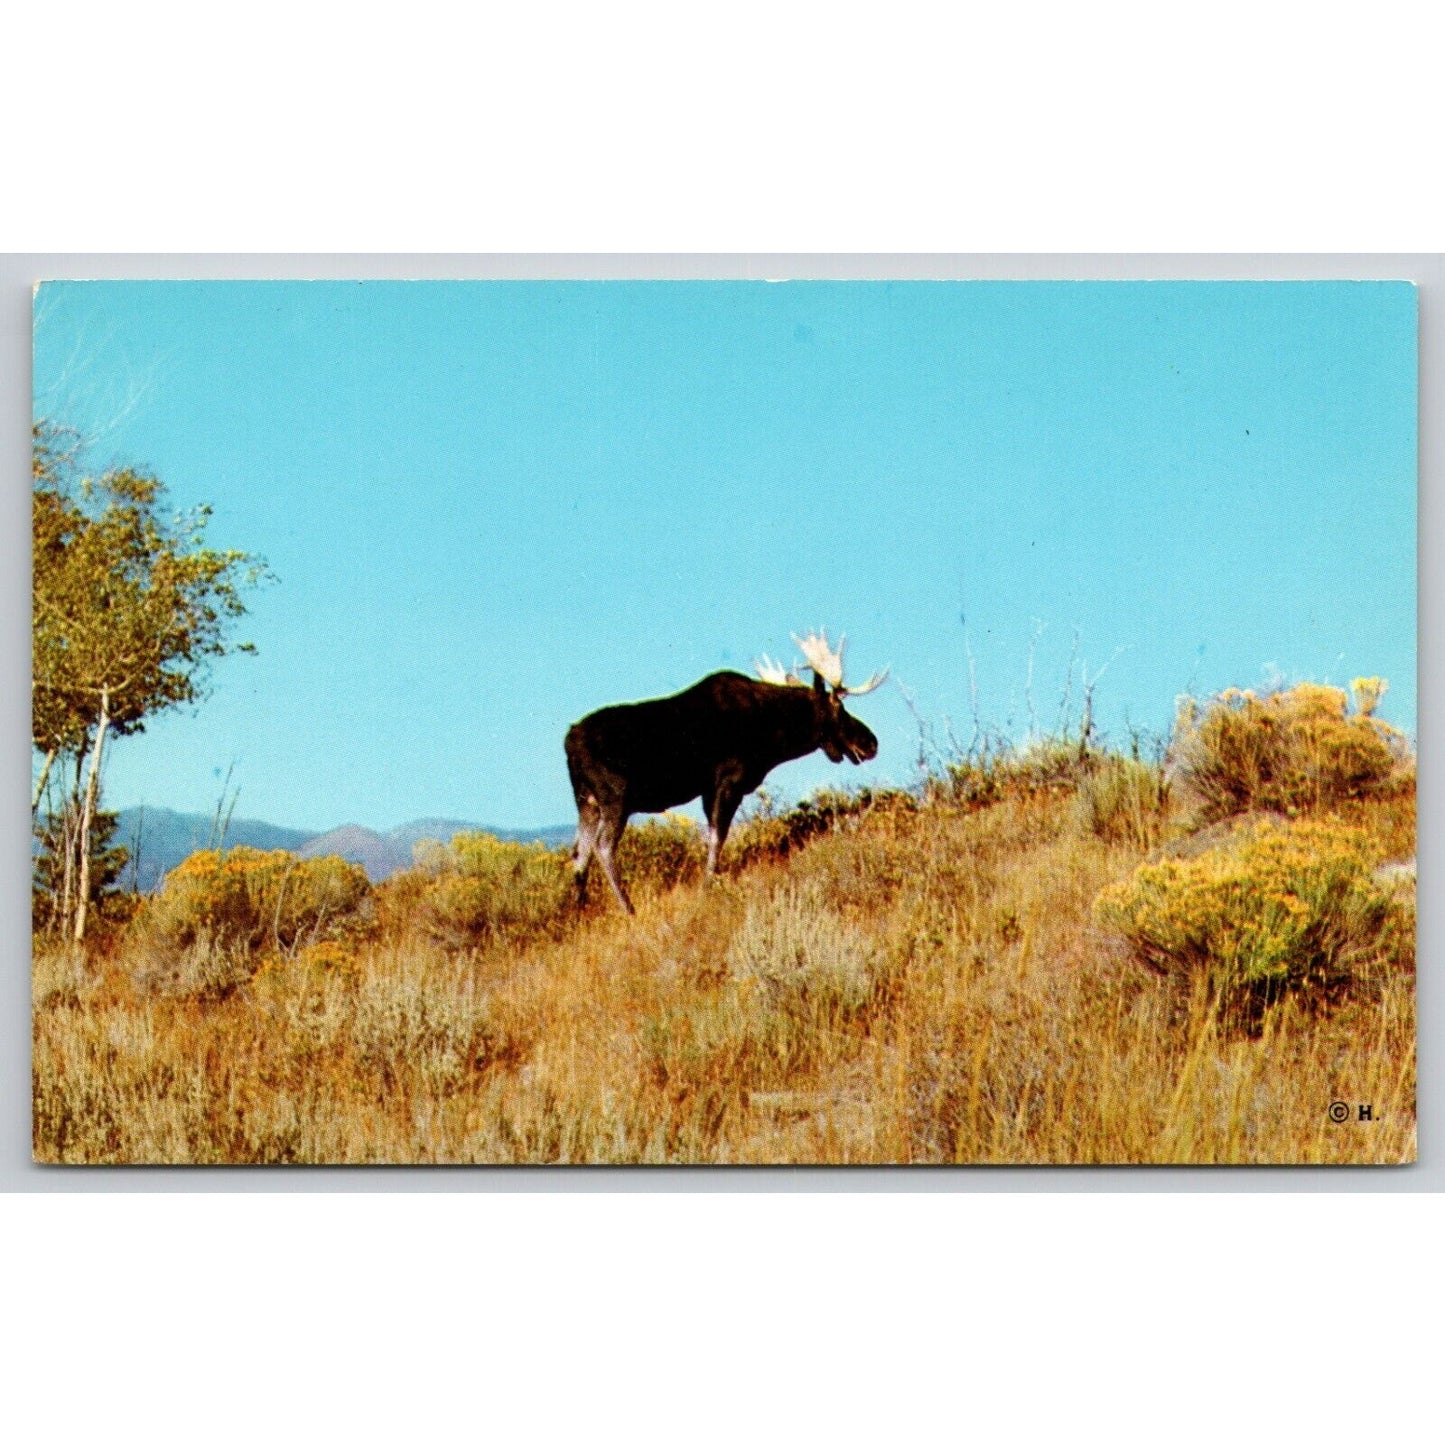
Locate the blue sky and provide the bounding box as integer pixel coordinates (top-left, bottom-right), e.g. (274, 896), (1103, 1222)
(32, 280), (1417, 832)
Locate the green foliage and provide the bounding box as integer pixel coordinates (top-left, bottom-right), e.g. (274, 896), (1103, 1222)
(729, 787), (916, 869)
(1171, 682), (1408, 823)
(937, 737), (1092, 811)
(145, 847), (371, 958)
(617, 815), (706, 892)
(728, 793), (815, 868)
(32, 427), (269, 752)
(1095, 818), (1411, 1013)
(32, 807), (130, 934)
(32, 421), (269, 941)
(378, 794), (913, 949)
(399, 832), (574, 947)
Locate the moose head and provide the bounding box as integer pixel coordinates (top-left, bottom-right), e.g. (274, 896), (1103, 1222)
(756, 630), (888, 764)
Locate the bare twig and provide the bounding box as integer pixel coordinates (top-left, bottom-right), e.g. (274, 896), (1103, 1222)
(271, 859), (297, 959)
(896, 680), (938, 781)
(73, 685), (111, 943)
(219, 784), (239, 854)
(128, 805), (146, 895)
(960, 611), (982, 755)
(1026, 618), (1046, 741)
(1054, 627), (1080, 739)
(32, 746), (57, 818)
(208, 762), (237, 852)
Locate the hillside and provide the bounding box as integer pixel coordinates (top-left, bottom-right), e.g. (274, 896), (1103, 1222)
(112, 807), (575, 889)
(35, 739), (1416, 1166)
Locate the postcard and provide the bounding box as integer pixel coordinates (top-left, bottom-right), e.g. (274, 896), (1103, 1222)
(31, 278), (1416, 1164)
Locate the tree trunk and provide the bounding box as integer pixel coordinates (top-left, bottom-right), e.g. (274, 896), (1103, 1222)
(55, 757), (83, 939)
(129, 807), (144, 896)
(73, 687), (110, 944)
(31, 745), (56, 818)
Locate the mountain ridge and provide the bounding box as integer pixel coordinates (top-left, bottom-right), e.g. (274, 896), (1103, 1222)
(112, 807), (575, 890)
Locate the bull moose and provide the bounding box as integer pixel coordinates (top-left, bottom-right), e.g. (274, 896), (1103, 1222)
(565, 631), (887, 913)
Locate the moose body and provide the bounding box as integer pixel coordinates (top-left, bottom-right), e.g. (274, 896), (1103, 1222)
(566, 637), (884, 914)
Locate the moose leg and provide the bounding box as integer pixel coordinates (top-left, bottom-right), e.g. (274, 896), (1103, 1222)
(704, 774), (746, 875)
(593, 806), (635, 915)
(572, 798), (602, 907)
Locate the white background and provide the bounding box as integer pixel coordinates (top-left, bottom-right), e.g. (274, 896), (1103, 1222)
(4, 3), (1441, 1438)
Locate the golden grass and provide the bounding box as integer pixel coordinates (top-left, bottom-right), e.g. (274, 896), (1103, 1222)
(33, 783), (1415, 1166)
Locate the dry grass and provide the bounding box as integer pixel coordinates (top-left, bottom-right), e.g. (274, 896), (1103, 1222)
(33, 771), (1415, 1165)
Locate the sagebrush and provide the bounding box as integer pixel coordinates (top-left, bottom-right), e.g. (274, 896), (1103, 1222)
(1094, 817), (1412, 1017)
(1171, 680), (1410, 821)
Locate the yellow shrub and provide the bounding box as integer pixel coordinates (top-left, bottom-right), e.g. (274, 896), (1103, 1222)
(146, 847), (370, 957)
(1172, 681), (1408, 821)
(370, 866), (432, 939)
(1351, 676), (1388, 717)
(293, 938), (361, 974)
(1095, 818), (1409, 1007)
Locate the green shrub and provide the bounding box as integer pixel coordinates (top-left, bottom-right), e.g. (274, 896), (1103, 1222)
(1076, 756), (1170, 847)
(1094, 817), (1411, 1013)
(938, 737), (1091, 811)
(617, 815), (706, 892)
(729, 787), (916, 869)
(146, 847), (370, 958)
(726, 880), (884, 1019)
(1171, 681), (1408, 823)
(729, 796), (841, 869)
(409, 832), (573, 946)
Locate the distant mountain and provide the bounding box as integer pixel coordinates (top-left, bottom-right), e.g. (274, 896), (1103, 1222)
(297, 825), (413, 881)
(384, 818), (574, 854)
(386, 818), (488, 853)
(114, 807), (314, 892)
(299, 820), (577, 881)
(110, 807), (575, 890)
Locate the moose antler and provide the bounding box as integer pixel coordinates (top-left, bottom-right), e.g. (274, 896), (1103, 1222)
(842, 666), (890, 696)
(793, 630), (846, 688)
(754, 654), (800, 687)
(792, 630), (889, 696)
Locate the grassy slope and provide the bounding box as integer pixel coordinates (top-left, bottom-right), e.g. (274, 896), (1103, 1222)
(33, 785), (1416, 1166)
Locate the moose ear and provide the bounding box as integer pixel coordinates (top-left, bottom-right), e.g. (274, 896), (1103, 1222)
(811, 670), (828, 697)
